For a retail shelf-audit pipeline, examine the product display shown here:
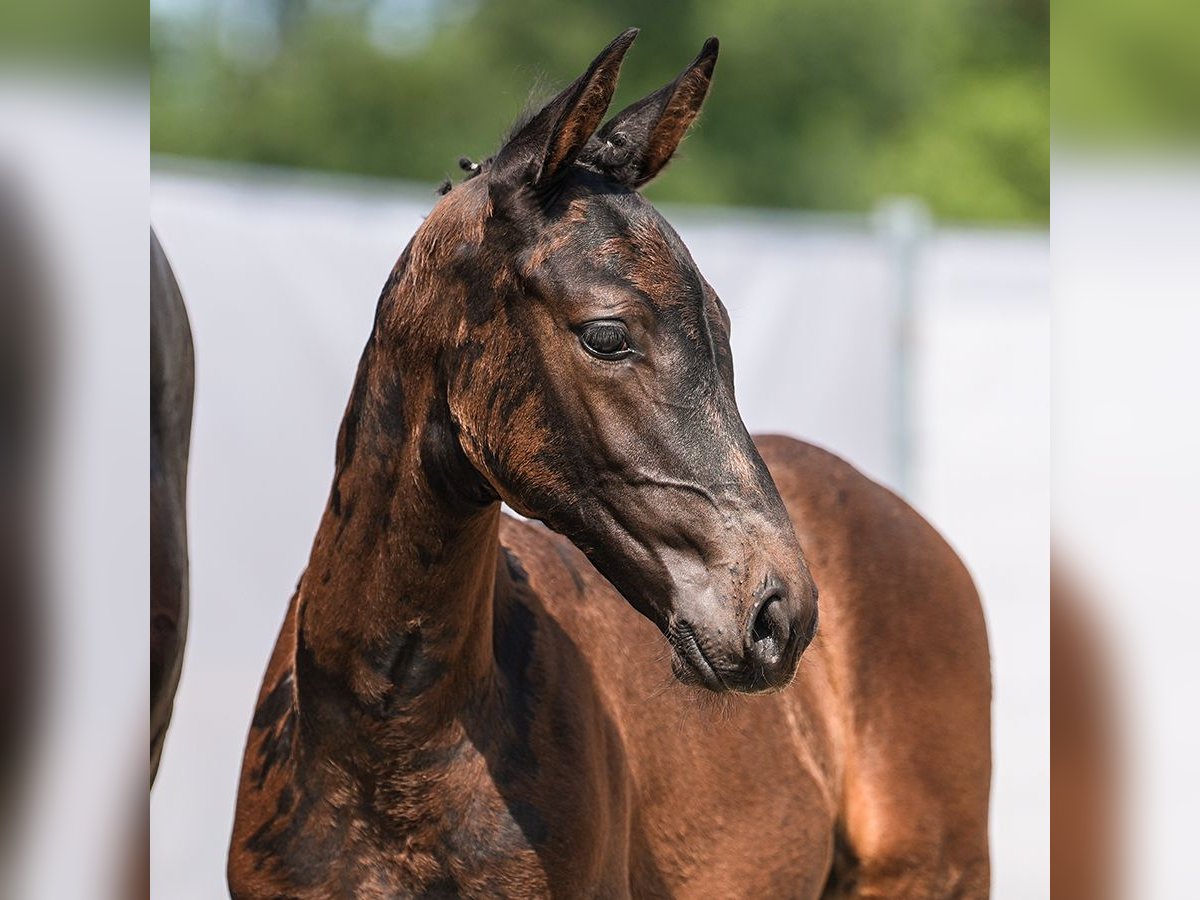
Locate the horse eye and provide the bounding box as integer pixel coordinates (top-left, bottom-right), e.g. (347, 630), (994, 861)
(578, 320), (632, 360)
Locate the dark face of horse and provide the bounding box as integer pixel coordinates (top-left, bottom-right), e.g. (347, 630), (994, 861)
(423, 31), (817, 692)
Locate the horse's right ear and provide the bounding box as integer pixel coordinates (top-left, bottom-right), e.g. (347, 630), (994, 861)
(592, 37), (718, 189)
(489, 28), (638, 207)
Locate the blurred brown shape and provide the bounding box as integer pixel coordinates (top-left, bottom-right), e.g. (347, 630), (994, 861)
(149, 230), (193, 785)
(0, 176), (48, 852)
(1052, 560), (1121, 900)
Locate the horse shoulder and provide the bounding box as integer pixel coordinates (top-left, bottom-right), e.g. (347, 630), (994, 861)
(754, 433), (992, 897)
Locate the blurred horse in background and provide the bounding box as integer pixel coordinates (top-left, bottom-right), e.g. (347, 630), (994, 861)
(0, 180), (47, 850)
(150, 229), (194, 784)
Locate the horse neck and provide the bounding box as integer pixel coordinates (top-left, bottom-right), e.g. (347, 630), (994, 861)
(293, 309), (503, 737)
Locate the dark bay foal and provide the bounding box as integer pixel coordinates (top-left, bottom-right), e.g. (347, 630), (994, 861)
(230, 30), (991, 898)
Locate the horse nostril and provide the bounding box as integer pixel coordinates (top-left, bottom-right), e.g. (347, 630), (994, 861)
(749, 593), (790, 666)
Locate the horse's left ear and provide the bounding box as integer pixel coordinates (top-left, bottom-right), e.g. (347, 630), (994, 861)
(593, 37), (718, 189)
(490, 28), (638, 205)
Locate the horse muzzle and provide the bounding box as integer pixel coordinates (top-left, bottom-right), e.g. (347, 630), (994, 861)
(668, 570), (818, 694)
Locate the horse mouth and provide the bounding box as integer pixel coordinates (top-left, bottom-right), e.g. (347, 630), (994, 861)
(669, 625), (728, 692)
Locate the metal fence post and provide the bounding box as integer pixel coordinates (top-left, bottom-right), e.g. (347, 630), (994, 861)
(873, 196), (932, 497)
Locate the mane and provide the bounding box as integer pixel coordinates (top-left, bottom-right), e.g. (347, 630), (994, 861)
(436, 84), (546, 197)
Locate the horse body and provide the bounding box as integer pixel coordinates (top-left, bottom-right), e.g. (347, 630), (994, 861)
(230, 31), (989, 898)
(231, 438), (987, 898)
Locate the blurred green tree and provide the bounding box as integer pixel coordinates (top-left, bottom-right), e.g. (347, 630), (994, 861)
(151, 0), (1047, 222)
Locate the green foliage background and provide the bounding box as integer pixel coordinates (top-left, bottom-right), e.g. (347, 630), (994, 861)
(151, 0), (1048, 222)
(1052, 0), (1200, 143)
